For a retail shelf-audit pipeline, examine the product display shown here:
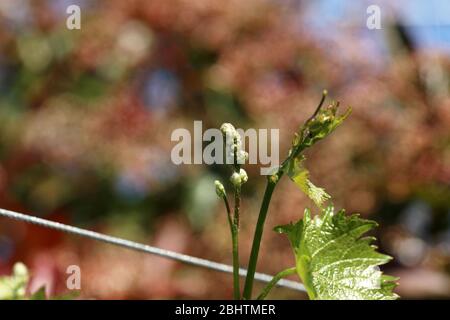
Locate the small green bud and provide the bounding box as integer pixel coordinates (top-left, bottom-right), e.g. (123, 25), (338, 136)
(230, 169), (248, 187)
(13, 262), (28, 278)
(230, 172), (242, 187)
(220, 123), (237, 137)
(269, 174), (279, 184)
(214, 180), (226, 198)
(239, 169), (248, 184)
(236, 150), (248, 164)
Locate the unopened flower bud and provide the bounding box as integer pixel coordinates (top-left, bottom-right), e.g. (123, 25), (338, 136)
(239, 169), (248, 184)
(13, 262), (28, 278)
(230, 172), (242, 187)
(236, 150), (248, 164)
(230, 169), (248, 187)
(220, 123), (236, 137)
(214, 180), (226, 198)
(220, 122), (248, 165)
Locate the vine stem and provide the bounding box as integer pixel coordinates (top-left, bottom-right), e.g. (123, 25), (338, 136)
(232, 184), (241, 300)
(229, 135), (242, 299)
(257, 267), (297, 300)
(242, 90), (328, 299)
(222, 195), (240, 300)
(231, 223), (240, 299)
(242, 173), (281, 299)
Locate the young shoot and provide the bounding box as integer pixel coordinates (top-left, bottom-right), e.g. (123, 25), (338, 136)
(214, 91), (398, 300)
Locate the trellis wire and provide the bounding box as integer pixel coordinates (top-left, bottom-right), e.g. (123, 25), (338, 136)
(0, 208), (305, 292)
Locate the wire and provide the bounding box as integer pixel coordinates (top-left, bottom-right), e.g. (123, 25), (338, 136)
(0, 208), (305, 293)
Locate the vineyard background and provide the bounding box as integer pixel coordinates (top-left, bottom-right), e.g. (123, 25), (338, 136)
(0, 0), (449, 299)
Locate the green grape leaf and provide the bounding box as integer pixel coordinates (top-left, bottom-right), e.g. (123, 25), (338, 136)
(275, 205), (399, 300)
(287, 156), (330, 208)
(30, 286), (47, 300)
(51, 291), (80, 300)
(299, 103), (351, 148)
(0, 262), (29, 300)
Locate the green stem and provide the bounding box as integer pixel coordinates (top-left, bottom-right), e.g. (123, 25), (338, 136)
(233, 185), (241, 299)
(243, 90), (328, 300)
(242, 136), (304, 300)
(223, 196), (240, 300)
(242, 173), (282, 299)
(231, 223), (240, 299)
(231, 135), (242, 299)
(256, 267), (296, 300)
(232, 166), (243, 298)
(223, 196), (233, 233)
(234, 184), (241, 228)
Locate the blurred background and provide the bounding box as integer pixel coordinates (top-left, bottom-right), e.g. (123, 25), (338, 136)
(0, 0), (449, 299)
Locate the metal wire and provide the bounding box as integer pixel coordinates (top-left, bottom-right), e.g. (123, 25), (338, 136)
(0, 208), (305, 293)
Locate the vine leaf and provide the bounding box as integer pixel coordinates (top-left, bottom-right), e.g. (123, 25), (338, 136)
(0, 262), (29, 300)
(298, 102), (351, 149)
(30, 286), (47, 300)
(287, 156), (330, 208)
(275, 205), (399, 300)
(286, 101), (350, 208)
